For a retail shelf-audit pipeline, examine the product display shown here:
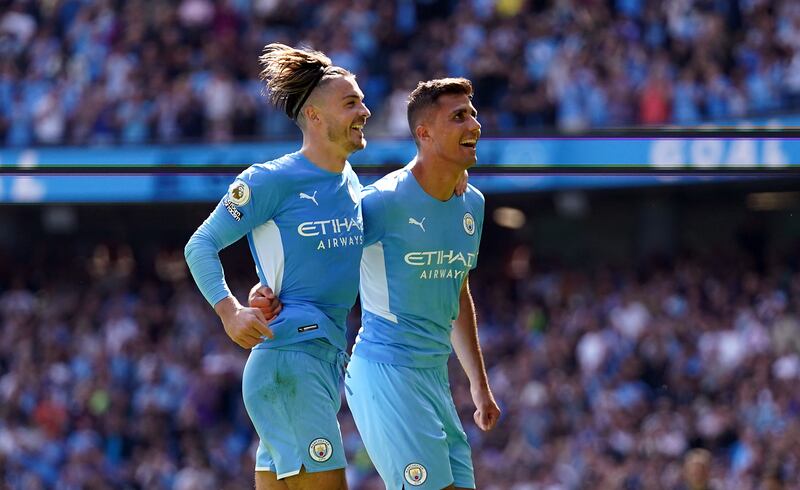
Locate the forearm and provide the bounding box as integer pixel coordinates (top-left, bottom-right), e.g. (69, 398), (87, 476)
(185, 227), (233, 307)
(184, 197), (254, 307)
(213, 295), (241, 319)
(451, 284), (490, 391)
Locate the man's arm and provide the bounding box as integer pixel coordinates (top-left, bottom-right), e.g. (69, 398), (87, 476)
(214, 295), (272, 348)
(451, 276), (501, 431)
(185, 218), (274, 349)
(184, 178), (275, 348)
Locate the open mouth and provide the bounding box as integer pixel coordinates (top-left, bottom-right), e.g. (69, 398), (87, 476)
(350, 122), (365, 135)
(460, 139), (477, 149)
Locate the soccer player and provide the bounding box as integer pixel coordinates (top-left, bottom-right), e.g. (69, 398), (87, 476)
(252, 78), (497, 488)
(345, 78), (501, 489)
(247, 75), (480, 486)
(184, 43), (369, 489)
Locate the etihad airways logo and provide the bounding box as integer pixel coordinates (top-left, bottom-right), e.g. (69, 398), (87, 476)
(297, 217), (364, 251)
(405, 249), (476, 280)
(404, 250), (476, 268)
(297, 217), (363, 237)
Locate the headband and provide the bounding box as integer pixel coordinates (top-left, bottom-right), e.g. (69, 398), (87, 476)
(290, 66), (328, 121)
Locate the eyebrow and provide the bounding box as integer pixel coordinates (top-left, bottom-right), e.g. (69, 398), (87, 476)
(342, 94), (363, 101)
(451, 106), (478, 117)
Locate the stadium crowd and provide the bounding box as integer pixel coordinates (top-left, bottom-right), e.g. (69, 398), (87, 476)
(0, 237), (798, 489)
(2, 0), (800, 146)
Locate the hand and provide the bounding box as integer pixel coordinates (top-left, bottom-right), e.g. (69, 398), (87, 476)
(471, 386), (501, 431)
(219, 304), (274, 349)
(248, 284), (282, 321)
(454, 170), (469, 196)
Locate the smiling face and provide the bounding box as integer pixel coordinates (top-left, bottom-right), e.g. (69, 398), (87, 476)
(309, 76), (371, 156)
(416, 93), (481, 169)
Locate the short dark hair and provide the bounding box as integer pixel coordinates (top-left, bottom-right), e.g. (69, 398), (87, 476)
(258, 43), (352, 124)
(407, 78), (473, 145)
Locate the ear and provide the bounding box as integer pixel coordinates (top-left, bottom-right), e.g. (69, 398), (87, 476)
(303, 105), (319, 124)
(415, 124), (429, 143)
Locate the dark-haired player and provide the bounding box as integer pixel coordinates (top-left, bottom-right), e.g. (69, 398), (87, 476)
(346, 78), (500, 489)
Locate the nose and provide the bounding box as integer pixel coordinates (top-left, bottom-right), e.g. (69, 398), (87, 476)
(470, 115), (481, 132)
(360, 101), (371, 119)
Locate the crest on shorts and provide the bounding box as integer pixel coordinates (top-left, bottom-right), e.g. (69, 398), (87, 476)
(463, 212), (475, 235)
(404, 463), (427, 486)
(309, 438), (333, 462)
(228, 180), (250, 206)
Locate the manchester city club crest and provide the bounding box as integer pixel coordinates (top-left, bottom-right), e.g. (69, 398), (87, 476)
(228, 180), (251, 206)
(309, 438), (333, 462)
(463, 212), (475, 235)
(404, 463), (427, 486)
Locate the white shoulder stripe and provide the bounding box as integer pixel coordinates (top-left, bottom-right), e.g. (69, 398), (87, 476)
(359, 241), (397, 323)
(252, 219), (284, 296)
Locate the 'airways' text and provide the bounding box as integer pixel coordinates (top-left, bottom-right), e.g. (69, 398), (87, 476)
(316, 235), (364, 250)
(418, 269), (467, 280)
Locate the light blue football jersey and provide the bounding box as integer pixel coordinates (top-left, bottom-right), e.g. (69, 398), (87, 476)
(354, 165), (484, 368)
(184, 151), (364, 352)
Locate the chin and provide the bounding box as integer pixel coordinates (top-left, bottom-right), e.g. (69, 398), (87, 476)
(345, 140), (366, 153)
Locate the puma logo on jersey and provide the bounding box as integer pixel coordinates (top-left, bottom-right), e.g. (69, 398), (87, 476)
(408, 217), (426, 232)
(299, 191), (318, 206)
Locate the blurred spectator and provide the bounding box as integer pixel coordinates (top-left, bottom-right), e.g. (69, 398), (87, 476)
(5, 0), (800, 146)
(1, 234), (800, 488)
(680, 448), (715, 490)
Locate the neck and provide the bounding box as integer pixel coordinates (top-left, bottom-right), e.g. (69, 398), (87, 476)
(300, 134), (347, 173)
(410, 153), (463, 201)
